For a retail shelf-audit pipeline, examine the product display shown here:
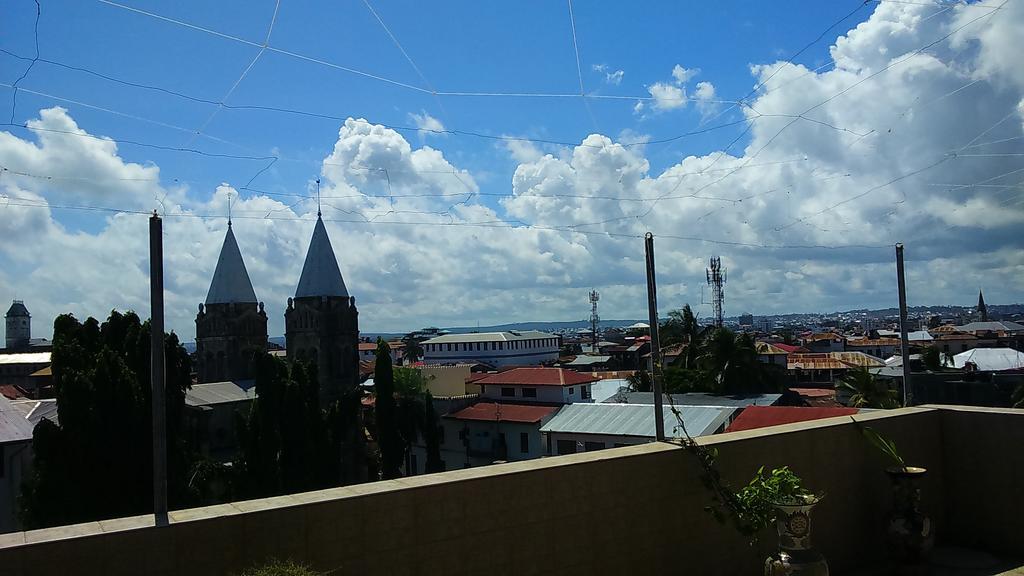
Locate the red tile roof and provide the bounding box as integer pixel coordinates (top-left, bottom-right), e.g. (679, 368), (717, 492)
(446, 402), (559, 424)
(474, 367), (599, 387)
(358, 342), (378, 351)
(726, 406), (858, 433)
(772, 343), (808, 354)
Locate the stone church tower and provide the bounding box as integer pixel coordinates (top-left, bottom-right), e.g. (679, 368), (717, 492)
(286, 214), (359, 403)
(195, 223), (268, 383)
(5, 300), (31, 350)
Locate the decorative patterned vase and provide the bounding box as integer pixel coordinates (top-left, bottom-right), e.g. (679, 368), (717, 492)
(885, 466), (934, 564)
(764, 496), (829, 576)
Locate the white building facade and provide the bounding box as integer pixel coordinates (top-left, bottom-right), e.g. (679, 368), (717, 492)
(420, 331), (560, 367)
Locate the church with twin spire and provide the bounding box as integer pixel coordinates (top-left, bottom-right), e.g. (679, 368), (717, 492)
(195, 213), (359, 403)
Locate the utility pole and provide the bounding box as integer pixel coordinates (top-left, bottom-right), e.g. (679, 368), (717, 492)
(589, 289), (600, 351)
(644, 233), (665, 441)
(149, 212), (168, 527)
(895, 243), (912, 407)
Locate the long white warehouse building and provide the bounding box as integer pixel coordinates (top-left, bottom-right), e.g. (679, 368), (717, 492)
(420, 330), (560, 368)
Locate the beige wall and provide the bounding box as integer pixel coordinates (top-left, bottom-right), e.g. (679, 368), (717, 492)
(0, 406), (1020, 576)
(419, 364), (472, 397)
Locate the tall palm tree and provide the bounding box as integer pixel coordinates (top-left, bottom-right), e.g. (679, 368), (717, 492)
(837, 367), (901, 409)
(696, 329), (764, 394)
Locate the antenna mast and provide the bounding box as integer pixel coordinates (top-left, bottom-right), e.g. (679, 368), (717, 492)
(706, 256), (726, 328)
(316, 178), (322, 217)
(589, 289), (600, 350)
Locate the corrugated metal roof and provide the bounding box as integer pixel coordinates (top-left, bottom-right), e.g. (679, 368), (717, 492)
(846, 338), (901, 347)
(11, 399), (59, 427)
(295, 215), (349, 298)
(185, 381), (257, 407)
(446, 402), (558, 424)
(205, 225), (258, 304)
(421, 330), (556, 345)
(787, 352), (884, 370)
(564, 355), (611, 366)
(0, 394), (34, 444)
(725, 406), (858, 432)
(952, 348), (1024, 372)
(589, 379), (629, 403)
(604, 392), (782, 408)
(475, 367), (598, 387)
(0, 352), (51, 365)
(541, 403), (734, 438)
(956, 321), (1024, 334)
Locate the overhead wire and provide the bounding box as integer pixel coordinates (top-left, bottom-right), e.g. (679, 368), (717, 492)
(184, 0), (281, 147)
(8, 0), (41, 124)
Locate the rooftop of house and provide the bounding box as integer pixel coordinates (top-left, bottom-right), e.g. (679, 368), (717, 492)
(185, 381), (257, 407)
(787, 351), (885, 370)
(0, 393), (34, 445)
(0, 351), (51, 365)
(420, 330), (557, 345)
(474, 367), (599, 387)
(755, 342), (791, 355)
(540, 402), (734, 438)
(845, 337), (902, 347)
(952, 348), (1024, 372)
(562, 355), (611, 366)
(444, 401), (559, 424)
(604, 391), (783, 408)
(956, 320), (1024, 334)
(725, 405), (859, 432)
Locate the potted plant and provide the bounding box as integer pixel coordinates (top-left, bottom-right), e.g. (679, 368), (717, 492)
(860, 425), (934, 564)
(735, 466), (829, 576)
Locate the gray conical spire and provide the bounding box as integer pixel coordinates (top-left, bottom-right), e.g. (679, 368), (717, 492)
(206, 224), (258, 304)
(295, 215), (348, 298)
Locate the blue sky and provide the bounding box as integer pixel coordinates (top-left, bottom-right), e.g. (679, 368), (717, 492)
(1, 0), (1022, 339)
(3, 0), (854, 205)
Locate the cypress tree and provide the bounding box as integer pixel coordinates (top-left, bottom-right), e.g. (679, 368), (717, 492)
(374, 339), (402, 479)
(423, 392), (444, 473)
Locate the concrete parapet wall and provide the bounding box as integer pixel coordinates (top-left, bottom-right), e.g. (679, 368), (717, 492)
(0, 406), (1020, 575)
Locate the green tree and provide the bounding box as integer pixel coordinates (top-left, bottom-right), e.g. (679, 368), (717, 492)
(422, 393), (444, 473)
(374, 339), (403, 479)
(837, 367), (901, 409)
(234, 354), (361, 497)
(922, 347), (942, 371)
(626, 370), (652, 392)
(402, 334), (424, 364)
(19, 311), (192, 529)
(696, 329), (777, 394)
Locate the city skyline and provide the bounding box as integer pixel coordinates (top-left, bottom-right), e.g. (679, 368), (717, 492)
(2, 1), (1022, 338)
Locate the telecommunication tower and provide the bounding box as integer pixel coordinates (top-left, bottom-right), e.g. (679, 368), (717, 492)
(706, 257), (726, 328)
(589, 289), (600, 349)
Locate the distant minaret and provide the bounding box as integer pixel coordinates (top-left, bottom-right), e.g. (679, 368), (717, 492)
(977, 290), (988, 322)
(5, 300), (31, 350)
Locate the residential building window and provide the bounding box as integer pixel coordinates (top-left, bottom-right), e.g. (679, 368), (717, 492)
(585, 441), (604, 452)
(569, 387), (575, 395)
(556, 440), (576, 455)
(522, 387), (537, 398)
(501, 387), (515, 397)
(520, 432), (529, 453)
(581, 385), (591, 400)
(447, 343), (452, 351)
(476, 342), (480, 351)
(499, 342), (504, 350)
